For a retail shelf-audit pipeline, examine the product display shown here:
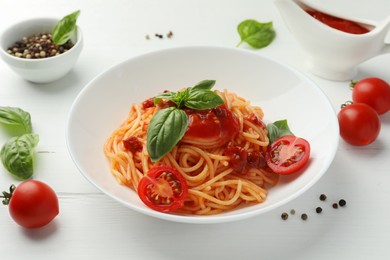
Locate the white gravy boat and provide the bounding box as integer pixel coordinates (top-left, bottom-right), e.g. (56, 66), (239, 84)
(274, 0), (390, 80)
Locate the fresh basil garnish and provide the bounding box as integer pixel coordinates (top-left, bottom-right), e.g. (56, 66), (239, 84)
(267, 119), (294, 144)
(237, 20), (276, 49)
(191, 80), (216, 91)
(185, 89), (224, 110)
(0, 106), (32, 135)
(147, 80), (224, 162)
(52, 10), (81, 46)
(0, 133), (39, 180)
(147, 107), (188, 162)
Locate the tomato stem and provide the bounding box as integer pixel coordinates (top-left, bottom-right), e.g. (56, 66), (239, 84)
(349, 80), (358, 89)
(340, 100), (353, 109)
(1, 184), (16, 205)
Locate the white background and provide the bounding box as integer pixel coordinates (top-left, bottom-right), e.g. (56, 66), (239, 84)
(0, 0), (389, 259)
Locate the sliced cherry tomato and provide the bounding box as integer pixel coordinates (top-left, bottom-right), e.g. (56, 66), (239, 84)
(1, 180), (59, 228)
(182, 104), (240, 148)
(265, 135), (310, 175)
(338, 102), (381, 146)
(351, 77), (390, 115)
(137, 166), (188, 212)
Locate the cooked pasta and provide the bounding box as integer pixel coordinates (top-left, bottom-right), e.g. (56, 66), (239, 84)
(104, 89), (279, 215)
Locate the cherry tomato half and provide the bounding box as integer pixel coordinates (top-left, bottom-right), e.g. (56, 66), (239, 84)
(351, 77), (390, 115)
(338, 103), (381, 146)
(137, 166), (188, 212)
(265, 135), (310, 175)
(5, 180), (59, 228)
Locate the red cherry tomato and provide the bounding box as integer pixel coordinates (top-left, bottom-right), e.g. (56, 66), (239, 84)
(265, 135), (310, 175)
(2, 180), (59, 228)
(351, 77), (390, 115)
(338, 103), (381, 146)
(137, 166), (188, 212)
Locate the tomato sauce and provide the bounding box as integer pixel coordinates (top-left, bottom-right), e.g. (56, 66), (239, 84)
(224, 146), (266, 174)
(307, 10), (370, 34)
(123, 136), (143, 154)
(183, 104), (240, 147)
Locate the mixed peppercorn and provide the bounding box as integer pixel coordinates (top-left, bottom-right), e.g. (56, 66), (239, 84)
(7, 32), (74, 59)
(281, 194), (347, 221)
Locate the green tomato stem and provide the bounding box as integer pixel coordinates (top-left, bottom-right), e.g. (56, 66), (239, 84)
(1, 184), (16, 205)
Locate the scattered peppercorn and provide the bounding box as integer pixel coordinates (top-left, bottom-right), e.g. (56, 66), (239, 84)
(290, 209), (296, 215)
(315, 207), (322, 213)
(155, 33), (164, 39)
(145, 34), (150, 40)
(319, 194), (327, 201)
(332, 203), (338, 209)
(7, 32), (74, 59)
(281, 212), (289, 220)
(167, 31), (174, 38)
(339, 199), (346, 207)
(301, 213), (308, 220)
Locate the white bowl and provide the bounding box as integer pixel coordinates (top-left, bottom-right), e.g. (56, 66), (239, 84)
(0, 18), (83, 83)
(66, 46), (339, 224)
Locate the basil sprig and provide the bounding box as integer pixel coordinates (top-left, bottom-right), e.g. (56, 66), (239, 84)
(237, 20), (276, 49)
(52, 10), (81, 46)
(147, 80), (224, 162)
(266, 119), (294, 144)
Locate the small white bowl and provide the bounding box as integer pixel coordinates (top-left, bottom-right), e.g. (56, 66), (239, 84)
(0, 17), (83, 83)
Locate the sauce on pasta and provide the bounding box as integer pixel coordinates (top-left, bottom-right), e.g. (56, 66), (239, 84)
(104, 89), (279, 215)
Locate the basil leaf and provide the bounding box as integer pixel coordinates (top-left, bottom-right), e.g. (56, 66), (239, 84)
(191, 80), (216, 91)
(184, 89), (224, 110)
(237, 20), (276, 49)
(52, 10), (80, 46)
(266, 119), (294, 143)
(154, 91), (177, 105)
(147, 107), (188, 162)
(0, 133), (39, 180)
(0, 106), (32, 135)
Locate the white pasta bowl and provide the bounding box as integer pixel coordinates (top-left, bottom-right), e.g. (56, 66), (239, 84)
(66, 46), (339, 224)
(0, 17), (83, 83)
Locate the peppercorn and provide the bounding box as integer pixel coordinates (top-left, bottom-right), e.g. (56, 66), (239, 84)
(290, 209), (295, 215)
(301, 213), (308, 220)
(319, 194), (327, 201)
(339, 199), (346, 207)
(7, 32), (74, 59)
(281, 212), (289, 220)
(316, 207), (322, 213)
(332, 203), (338, 209)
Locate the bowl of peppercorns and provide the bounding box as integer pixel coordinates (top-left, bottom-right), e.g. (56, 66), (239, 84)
(0, 11), (83, 83)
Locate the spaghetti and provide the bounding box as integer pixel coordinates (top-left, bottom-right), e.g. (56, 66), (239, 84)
(104, 89), (279, 215)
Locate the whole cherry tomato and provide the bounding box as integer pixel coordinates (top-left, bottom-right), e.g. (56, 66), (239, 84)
(338, 102), (381, 146)
(1, 180), (59, 228)
(138, 166), (188, 212)
(351, 77), (390, 115)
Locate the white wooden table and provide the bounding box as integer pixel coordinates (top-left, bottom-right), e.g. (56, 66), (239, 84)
(1, 0), (389, 259)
